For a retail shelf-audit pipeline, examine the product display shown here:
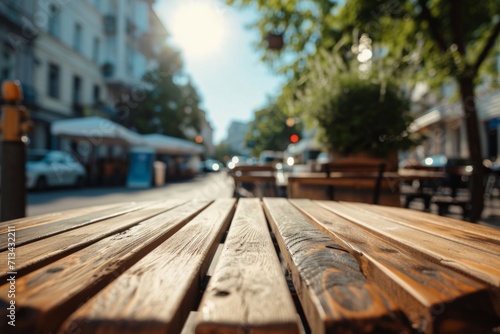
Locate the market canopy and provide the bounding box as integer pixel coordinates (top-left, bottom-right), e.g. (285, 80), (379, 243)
(51, 117), (204, 155)
(51, 116), (146, 146)
(142, 134), (204, 155)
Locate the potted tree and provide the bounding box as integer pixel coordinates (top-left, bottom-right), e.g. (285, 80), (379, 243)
(288, 52), (420, 205)
(309, 74), (415, 170)
(294, 51), (419, 171)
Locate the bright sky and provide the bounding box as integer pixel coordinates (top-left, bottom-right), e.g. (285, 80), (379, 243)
(154, 0), (284, 144)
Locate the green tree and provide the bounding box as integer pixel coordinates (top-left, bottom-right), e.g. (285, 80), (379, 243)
(214, 142), (239, 164)
(128, 45), (203, 139)
(227, 0), (500, 221)
(246, 102), (303, 157)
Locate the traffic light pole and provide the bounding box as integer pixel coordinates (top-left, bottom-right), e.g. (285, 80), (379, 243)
(1, 81), (31, 222)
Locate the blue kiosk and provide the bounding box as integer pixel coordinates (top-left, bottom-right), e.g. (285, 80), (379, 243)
(126, 147), (156, 188)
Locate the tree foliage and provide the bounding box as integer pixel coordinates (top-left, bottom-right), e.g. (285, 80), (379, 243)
(226, 0), (500, 220)
(128, 45), (204, 139)
(309, 74), (414, 156)
(246, 101), (303, 157)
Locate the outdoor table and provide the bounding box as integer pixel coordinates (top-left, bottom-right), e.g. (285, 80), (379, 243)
(287, 169), (448, 207)
(0, 198), (499, 334)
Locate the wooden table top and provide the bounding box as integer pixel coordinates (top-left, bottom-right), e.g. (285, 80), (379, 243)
(0, 199), (499, 334)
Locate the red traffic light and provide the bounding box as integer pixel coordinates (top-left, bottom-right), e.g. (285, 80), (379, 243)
(290, 134), (299, 143)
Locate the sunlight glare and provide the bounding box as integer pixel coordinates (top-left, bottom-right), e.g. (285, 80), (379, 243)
(170, 1), (227, 58)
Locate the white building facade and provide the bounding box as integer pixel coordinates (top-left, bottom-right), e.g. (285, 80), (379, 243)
(23, 0), (168, 150)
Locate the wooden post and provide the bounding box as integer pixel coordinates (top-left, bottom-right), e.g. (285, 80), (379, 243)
(1, 80), (31, 221)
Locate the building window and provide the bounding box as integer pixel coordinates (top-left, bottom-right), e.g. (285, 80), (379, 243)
(93, 37), (100, 63)
(73, 23), (82, 52)
(72, 76), (82, 105)
(93, 84), (100, 103)
(48, 63), (60, 99)
(48, 5), (60, 37)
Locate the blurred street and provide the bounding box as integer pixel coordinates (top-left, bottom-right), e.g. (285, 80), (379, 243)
(26, 173), (233, 217)
(23, 171), (500, 229)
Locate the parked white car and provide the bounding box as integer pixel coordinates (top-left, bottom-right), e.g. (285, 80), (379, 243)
(26, 150), (86, 190)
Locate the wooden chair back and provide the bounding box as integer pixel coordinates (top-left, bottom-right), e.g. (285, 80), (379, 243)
(230, 164), (277, 198)
(320, 159), (386, 204)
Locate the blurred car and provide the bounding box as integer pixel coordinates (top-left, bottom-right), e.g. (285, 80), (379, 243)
(226, 155), (252, 170)
(202, 159), (224, 172)
(26, 150), (86, 190)
(421, 155), (470, 168)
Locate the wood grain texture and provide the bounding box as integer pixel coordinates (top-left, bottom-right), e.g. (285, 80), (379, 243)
(369, 203), (500, 242)
(0, 200), (211, 334)
(196, 199), (300, 334)
(291, 199), (499, 334)
(0, 200), (185, 279)
(59, 199), (236, 334)
(0, 201), (148, 251)
(263, 198), (408, 334)
(0, 203), (119, 230)
(340, 202), (500, 256)
(319, 201), (500, 287)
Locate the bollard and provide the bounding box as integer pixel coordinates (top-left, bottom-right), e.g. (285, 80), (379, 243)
(1, 81), (32, 222)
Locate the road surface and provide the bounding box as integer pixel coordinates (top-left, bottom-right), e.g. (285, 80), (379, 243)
(26, 173), (233, 216)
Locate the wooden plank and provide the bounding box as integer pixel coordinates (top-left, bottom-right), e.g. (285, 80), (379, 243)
(291, 199), (499, 334)
(263, 198), (408, 334)
(0, 201), (149, 251)
(340, 202), (500, 256)
(196, 199), (300, 334)
(370, 203), (500, 242)
(0, 203), (119, 230)
(59, 199), (235, 334)
(319, 201), (500, 287)
(181, 311), (199, 334)
(0, 200), (185, 280)
(206, 243), (224, 277)
(0, 200), (211, 334)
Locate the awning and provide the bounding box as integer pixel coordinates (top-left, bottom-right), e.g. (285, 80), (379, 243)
(52, 117), (204, 154)
(408, 109), (443, 132)
(51, 116), (146, 146)
(142, 134), (204, 155)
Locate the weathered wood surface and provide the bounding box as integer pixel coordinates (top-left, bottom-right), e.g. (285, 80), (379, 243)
(1, 198), (499, 334)
(319, 201), (500, 287)
(373, 204), (500, 242)
(0, 200), (210, 334)
(0, 203), (119, 230)
(340, 202), (500, 256)
(0, 200), (185, 279)
(60, 199), (235, 334)
(196, 199), (300, 334)
(0, 201), (147, 251)
(291, 199), (499, 334)
(264, 198), (409, 334)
